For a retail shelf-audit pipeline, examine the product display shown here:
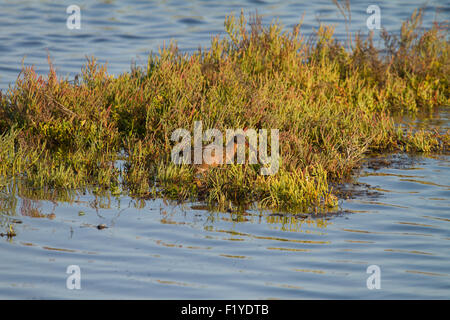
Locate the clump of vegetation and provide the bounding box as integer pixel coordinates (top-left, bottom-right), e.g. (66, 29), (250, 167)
(0, 224), (17, 238)
(0, 8), (448, 213)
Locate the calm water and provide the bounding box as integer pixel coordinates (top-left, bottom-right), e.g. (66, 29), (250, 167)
(0, 0), (450, 299)
(0, 0), (449, 90)
(1, 152), (449, 299)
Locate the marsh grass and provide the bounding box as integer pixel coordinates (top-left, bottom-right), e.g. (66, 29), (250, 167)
(0, 8), (448, 214)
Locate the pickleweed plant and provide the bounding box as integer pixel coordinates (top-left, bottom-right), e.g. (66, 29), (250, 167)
(0, 8), (448, 213)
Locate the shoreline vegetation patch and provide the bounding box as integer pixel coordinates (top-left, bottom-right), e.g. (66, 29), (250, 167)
(0, 8), (448, 213)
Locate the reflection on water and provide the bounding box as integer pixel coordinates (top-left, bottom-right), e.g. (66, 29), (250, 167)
(1, 152), (449, 299)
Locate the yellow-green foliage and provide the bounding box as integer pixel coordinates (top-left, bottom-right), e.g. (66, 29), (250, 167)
(258, 166), (337, 213)
(0, 9), (448, 213)
(156, 162), (196, 200)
